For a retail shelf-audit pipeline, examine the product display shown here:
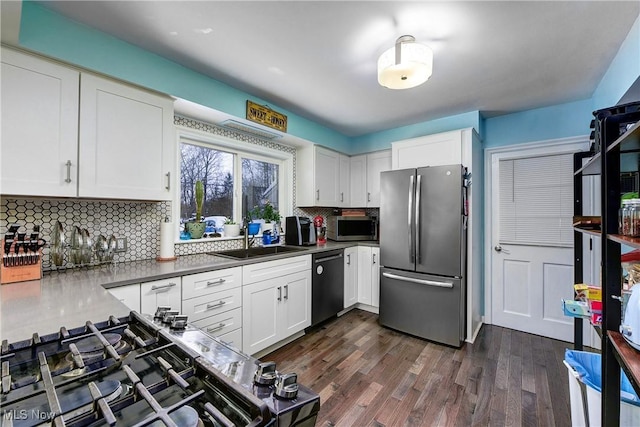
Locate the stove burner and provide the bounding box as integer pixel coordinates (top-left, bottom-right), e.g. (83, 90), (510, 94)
(76, 332), (122, 353)
(149, 406), (202, 427)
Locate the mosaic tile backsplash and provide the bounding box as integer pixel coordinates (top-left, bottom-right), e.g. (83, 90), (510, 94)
(0, 115), (371, 271)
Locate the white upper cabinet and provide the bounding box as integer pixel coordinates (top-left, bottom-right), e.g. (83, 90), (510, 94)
(349, 155), (367, 207)
(392, 129), (466, 169)
(339, 154), (350, 206)
(365, 151), (391, 207)
(349, 151), (391, 208)
(1, 48), (175, 201)
(79, 74), (175, 200)
(296, 145), (349, 207)
(1, 48), (80, 197)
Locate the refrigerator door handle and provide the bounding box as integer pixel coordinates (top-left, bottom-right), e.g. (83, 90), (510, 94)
(408, 175), (415, 263)
(382, 272), (454, 288)
(415, 174), (422, 263)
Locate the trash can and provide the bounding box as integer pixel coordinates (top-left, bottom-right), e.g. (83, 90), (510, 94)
(564, 350), (640, 426)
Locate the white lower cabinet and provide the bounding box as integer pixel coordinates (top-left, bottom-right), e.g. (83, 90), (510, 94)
(357, 246), (380, 308)
(182, 267), (243, 349)
(344, 247), (358, 308)
(107, 284), (140, 312)
(242, 259), (311, 355)
(140, 278), (181, 315)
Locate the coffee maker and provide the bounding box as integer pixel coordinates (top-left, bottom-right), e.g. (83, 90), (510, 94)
(285, 216), (317, 246)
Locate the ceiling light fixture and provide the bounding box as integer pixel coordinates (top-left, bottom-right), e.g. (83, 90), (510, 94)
(377, 35), (433, 90)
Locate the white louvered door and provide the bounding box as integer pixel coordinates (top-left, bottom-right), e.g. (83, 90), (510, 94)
(491, 152), (575, 341)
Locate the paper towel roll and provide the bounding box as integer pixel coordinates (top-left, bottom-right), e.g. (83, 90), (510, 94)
(159, 221), (175, 259)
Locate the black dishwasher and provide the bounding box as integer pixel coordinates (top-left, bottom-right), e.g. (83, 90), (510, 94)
(311, 249), (345, 326)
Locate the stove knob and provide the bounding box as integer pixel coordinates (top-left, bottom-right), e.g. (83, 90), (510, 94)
(254, 361), (278, 386)
(275, 372), (299, 399)
(162, 310), (180, 324)
(154, 306), (172, 320)
(170, 315), (189, 330)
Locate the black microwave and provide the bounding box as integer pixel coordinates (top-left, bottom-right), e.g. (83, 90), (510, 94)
(326, 216), (377, 241)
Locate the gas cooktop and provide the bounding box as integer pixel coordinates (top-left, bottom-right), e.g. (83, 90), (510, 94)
(0, 310), (319, 427)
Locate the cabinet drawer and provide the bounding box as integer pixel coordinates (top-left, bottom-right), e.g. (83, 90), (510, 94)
(217, 328), (242, 351)
(181, 287), (241, 321)
(243, 255), (311, 285)
(182, 267), (242, 300)
(191, 308), (242, 338)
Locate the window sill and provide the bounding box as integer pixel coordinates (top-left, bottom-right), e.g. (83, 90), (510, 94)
(175, 236), (244, 245)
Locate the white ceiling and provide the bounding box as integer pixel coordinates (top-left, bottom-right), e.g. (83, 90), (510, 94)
(33, 1), (640, 137)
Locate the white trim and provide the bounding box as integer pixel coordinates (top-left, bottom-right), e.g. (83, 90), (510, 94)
(466, 317), (484, 344)
(483, 135), (590, 325)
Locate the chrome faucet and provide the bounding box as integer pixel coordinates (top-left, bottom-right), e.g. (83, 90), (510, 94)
(243, 216), (254, 250)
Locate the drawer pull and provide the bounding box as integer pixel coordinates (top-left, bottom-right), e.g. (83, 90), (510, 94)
(207, 301), (226, 310)
(206, 278), (226, 287)
(207, 323), (226, 333)
(151, 282), (177, 291)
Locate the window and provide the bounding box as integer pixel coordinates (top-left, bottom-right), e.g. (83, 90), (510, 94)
(177, 131), (291, 239)
(498, 153), (573, 247)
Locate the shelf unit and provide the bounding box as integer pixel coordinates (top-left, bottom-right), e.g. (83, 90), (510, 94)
(577, 119), (640, 425)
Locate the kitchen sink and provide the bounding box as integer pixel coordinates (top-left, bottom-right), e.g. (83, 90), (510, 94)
(209, 245), (308, 259)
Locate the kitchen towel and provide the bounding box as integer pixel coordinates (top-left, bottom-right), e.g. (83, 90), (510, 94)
(159, 221), (175, 259)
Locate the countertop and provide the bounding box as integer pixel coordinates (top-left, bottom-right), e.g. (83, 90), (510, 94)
(0, 241), (376, 343)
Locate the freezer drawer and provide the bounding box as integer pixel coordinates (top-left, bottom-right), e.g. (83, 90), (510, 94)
(379, 267), (465, 347)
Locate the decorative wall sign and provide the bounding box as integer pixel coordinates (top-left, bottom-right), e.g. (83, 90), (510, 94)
(246, 100), (287, 133)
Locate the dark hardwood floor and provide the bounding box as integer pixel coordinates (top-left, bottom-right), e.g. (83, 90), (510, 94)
(264, 309), (572, 426)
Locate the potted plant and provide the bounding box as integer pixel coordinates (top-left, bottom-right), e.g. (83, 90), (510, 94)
(223, 218), (240, 238)
(251, 201), (281, 233)
(186, 180), (206, 239)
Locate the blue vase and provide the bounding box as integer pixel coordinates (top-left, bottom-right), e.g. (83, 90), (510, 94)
(248, 222), (261, 235)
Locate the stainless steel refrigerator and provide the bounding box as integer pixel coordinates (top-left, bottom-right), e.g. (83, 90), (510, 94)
(379, 164), (467, 347)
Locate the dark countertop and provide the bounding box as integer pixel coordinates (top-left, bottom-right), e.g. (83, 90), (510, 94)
(0, 241), (376, 343)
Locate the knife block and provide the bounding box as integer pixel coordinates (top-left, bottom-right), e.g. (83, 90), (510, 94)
(0, 239), (43, 284)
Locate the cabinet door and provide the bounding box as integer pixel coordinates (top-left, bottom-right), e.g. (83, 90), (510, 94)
(392, 130), (462, 170)
(242, 279), (280, 355)
(140, 278), (181, 315)
(182, 267), (242, 300)
(344, 247), (358, 308)
(371, 247), (380, 308)
(314, 146), (340, 206)
(181, 287), (241, 322)
(1, 48), (79, 197)
(79, 74), (175, 200)
(357, 246), (372, 305)
(107, 284), (140, 312)
(339, 154), (351, 207)
(350, 155), (367, 207)
(366, 151), (391, 207)
(280, 270), (311, 337)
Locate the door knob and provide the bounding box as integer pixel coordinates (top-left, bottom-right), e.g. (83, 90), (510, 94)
(495, 245), (502, 252)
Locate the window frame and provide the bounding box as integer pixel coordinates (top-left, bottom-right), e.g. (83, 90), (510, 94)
(174, 127), (293, 243)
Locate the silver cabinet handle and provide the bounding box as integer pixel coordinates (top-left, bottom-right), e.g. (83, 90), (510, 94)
(207, 323), (226, 333)
(316, 189), (320, 201)
(382, 272), (453, 288)
(65, 160), (72, 183)
(206, 278), (226, 287)
(367, 192), (371, 202)
(347, 254), (351, 265)
(277, 286), (282, 301)
(372, 253), (376, 265)
(165, 171), (171, 190)
(207, 300), (226, 310)
(341, 192), (344, 202)
(151, 282), (177, 291)
(415, 174), (422, 263)
(284, 285), (289, 300)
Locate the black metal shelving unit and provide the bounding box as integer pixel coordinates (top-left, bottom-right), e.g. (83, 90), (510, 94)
(575, 119), (640, 425)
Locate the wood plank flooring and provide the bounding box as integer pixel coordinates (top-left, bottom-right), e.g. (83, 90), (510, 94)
(264, 309), (572, 427)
